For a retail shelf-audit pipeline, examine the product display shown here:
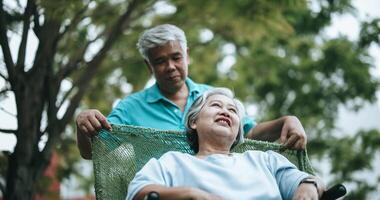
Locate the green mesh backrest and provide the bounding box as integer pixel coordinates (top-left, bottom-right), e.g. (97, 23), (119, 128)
(92, 124), (314, 200)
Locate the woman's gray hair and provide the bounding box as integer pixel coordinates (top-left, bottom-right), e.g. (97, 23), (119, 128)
(137, 24), (188, 60)
(185, 87), (245, 153)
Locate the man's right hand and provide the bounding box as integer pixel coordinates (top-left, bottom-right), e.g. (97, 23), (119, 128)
(76, 109), (112, 159)
(76, 109), (112, 138)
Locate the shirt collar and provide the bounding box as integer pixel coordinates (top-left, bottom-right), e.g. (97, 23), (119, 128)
(186, 77), (202, 96)
(146, 78), (201, 103)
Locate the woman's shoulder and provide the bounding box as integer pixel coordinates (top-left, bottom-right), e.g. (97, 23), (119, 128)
(240, 150), (285, 160)
(243, 150), (282, 155)
(241, 150), (268, 156)
(159, 151), (192, 161)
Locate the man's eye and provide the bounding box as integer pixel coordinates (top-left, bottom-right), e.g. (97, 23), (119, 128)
(154, 59), (165, 65)
(173, 56), (182, 61)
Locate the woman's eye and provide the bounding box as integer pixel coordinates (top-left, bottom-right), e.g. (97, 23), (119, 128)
(229, 108), (237, 113)
(211, 103), (221, 107)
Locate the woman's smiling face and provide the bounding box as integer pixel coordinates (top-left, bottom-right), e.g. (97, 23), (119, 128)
(190, 94), (240, 144)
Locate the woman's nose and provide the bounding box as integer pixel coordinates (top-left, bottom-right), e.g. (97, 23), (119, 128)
(219, 108), (231, 117)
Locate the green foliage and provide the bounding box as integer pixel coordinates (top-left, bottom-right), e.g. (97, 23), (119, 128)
(308, 129), (380, 199)
(345, 181), (377, 200)
(39, 0), (87, 21)
(329, 130), (380, 177)
(2, 0), (380, 198)
(359, 18), (380, 47)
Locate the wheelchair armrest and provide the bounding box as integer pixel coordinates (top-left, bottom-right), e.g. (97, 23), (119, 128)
(321, 184), (347, 200)
(143, 184), (347, 200)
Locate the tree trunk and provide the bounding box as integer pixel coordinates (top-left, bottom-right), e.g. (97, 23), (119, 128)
(1, 1), (143, 198)
(4, 76), (51, 200)
(5, 154), (37, 199)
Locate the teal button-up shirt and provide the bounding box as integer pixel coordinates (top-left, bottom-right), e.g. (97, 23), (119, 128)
(108, 78), (255, 134)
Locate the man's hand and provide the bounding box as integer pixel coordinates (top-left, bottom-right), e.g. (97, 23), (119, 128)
(76, 109), (112, 159)
(76, 109), (112, 137)
(246, 115), (307, 150)
(280, 116), (307, 149)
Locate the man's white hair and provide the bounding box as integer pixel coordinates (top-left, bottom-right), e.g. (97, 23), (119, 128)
(136, 24), (188, 60)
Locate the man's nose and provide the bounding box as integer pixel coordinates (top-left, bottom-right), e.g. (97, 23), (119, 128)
(166, 60), (176, 71)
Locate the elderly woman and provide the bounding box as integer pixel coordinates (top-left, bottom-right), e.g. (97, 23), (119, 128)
(126, 88), (325, 200)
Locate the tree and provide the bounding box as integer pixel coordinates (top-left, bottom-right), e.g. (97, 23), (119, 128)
(1, 0), (379, 199)
(0, 0), (157, 198)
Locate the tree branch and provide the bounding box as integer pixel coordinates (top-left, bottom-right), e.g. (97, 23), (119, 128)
(0, 106), (16, 117)
(0, 0), (15, 82)
(57, 0), (147, 83)
(16, 0), (35, 72)
(47, 0), (151, 147)
(0, 128), (16, 134)
(56, 83), (74, 110)
(58, 80), (88, 132)
(32, 1), (40, 37)
(0, 72), (8, 81)
(44, 0), (145, 156)
(56, 38), (94, 82)
(27, 19), (61, 81)
(15, 0), (23, 8)
(0, 180), (5, 196)
(0, 87), (10, 95)
(89, 0), (140, 65)
(58, 0), (142, 130)
(57, 1), (90, 40)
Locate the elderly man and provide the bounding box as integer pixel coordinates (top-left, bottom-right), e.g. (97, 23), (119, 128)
(76, 24), (307, 159)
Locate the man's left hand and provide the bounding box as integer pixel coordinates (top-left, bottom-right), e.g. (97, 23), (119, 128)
(280, 116), (307, 149)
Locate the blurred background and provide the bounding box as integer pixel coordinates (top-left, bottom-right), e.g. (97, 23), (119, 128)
(1, 0), (379, 199)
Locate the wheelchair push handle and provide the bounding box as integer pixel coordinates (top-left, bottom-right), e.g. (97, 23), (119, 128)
(145, 191), (160, 200)
(321, 184), (347, 200)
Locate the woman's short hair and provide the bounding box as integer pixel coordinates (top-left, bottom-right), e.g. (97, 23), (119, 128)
(184, 87), (245, 153)
(136, 24), (187, 60)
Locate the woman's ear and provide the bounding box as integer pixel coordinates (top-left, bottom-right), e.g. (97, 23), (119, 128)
(190, 119), (197, 130)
